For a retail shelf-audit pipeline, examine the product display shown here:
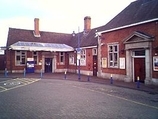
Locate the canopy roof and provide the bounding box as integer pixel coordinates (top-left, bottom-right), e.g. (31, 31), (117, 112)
(10, 41), (74, 52)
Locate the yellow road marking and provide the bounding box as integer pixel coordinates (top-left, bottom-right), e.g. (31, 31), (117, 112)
(72, 85), (158, 110)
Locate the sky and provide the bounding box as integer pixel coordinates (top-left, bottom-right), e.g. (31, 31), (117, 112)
(0, 0), (135, 47)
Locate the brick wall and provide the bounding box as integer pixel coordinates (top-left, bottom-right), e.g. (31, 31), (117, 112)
(101, 21), (158, 79)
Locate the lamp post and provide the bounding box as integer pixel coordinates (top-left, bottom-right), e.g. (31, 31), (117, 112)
(77, 27), (81, 80)
(72, 27), (81, 80)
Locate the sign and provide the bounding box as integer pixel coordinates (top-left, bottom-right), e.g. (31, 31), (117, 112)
(153, 56), (158, 71)
(76, 48), (81, 53)
(0, 50), (4, 55)
(27, 58), (34, 61)
(77, 53), (81, 60)
(102, 57), (107, 68)
(119, 57), (125, 69)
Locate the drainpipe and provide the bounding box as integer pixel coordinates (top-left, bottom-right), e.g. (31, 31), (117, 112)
(97, 33), (102, 77)
(9, 49), (12, 73)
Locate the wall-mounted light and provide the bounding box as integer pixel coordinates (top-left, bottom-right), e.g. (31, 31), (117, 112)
(100, 43), (105, 46)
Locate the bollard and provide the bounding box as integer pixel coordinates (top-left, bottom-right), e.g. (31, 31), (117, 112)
(40, 69), (43, 78)
(87, 73), (90, 82)
(137, 76), (140, 88)
(5, 68), (8, 77)
(64, 71), (67, 79)
(24, 68), (26, 77)
(110, 74), (113, 84)
(78, 70), (81, 81)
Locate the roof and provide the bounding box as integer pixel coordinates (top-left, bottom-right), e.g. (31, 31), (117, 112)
(69, 26), (105, 48)
(7, 27), (102, 50)
(10, 41), (74, 52)
(7, 28), (73, 47)
(99, 0), (158, 33)
(7, 0), (158, 50)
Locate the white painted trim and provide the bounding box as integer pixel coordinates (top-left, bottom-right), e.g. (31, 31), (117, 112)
(98, 18), (158, 34)
(79, 45), (97, 49)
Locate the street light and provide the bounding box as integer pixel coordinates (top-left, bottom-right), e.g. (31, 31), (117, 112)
(77, 27), (81, 80)
(73, 27), (81, 80)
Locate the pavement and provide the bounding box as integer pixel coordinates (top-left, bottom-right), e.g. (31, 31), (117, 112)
(0, 72), (158, 94)
(0, 72), (158, 118)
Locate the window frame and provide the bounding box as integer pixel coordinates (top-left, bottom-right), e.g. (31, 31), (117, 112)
(32, 51), (38, 65)
(93, 48), (97, 55)
(69, 53), (75, 65)
(15, 51), (27, 66)
(59, 52), (65, 65)
(80, 49), (86, 66)
(108, 43), (119, 68)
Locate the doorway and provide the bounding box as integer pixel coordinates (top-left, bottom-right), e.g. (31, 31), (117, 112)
(45, 58), (52, 73)
(134, 58), (145, 83)
(93, 56), (98, 76)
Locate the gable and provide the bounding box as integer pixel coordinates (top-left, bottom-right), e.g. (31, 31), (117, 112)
(124, 31), (154, 44)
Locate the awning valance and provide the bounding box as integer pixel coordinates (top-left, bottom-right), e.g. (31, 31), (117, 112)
(10, 41), (74, 52)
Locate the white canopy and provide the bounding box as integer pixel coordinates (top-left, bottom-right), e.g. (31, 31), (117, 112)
(10, 41), (74, 52)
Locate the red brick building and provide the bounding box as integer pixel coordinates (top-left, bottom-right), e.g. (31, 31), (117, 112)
(5, 0), (158, 85)
(0, 55), (5, 72)
(5, 17), (100, 76)
(97, 0), (158, 85)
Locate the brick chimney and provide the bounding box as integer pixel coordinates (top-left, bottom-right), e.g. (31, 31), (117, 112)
(34, 18), (40, 37)
(84, 16), (91, 32)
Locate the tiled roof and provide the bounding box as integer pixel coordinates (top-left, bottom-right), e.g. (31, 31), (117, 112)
(7, 28), (73, 47)
(7, 27), (104, 49)
(98, 0), (158, 32)
(69, 26), (105, 48)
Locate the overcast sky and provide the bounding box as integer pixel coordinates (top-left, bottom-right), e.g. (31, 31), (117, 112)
(0, 0), (135, 46)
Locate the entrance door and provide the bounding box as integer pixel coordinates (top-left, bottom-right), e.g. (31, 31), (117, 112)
(93, 56), (98, 76)
(45, 58), (52, 73)
(134, 58), (145, 83)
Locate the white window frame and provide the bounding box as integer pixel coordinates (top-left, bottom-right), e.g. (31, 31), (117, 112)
(32, 51), (38, 65)
(59, 52), (65, 65)
(108, 43), (119, 68)
(69, 53), (75, 65)
(80, 49), (86, 66)
(15, 51), (27, 66)
(93, 48), (97, 55)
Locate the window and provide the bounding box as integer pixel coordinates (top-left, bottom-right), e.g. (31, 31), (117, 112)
(93, 48), (97, 55)
(69, 54), (75, 65)
(133, 50), (145, 56)
(59, 52), (65, 64)
(80, 49), (86, 66)
(108, 44), (119, 67)
(32, 51), (38, 65)
(15, 51), (27, 65)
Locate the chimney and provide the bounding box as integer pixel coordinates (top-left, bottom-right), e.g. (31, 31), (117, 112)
(34, 18), (40, 37)
(84, 16), (91, 32)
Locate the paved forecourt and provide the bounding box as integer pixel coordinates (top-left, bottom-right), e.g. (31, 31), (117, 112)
(0, 78), (157, 119)
(0, 78), (40, 93)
